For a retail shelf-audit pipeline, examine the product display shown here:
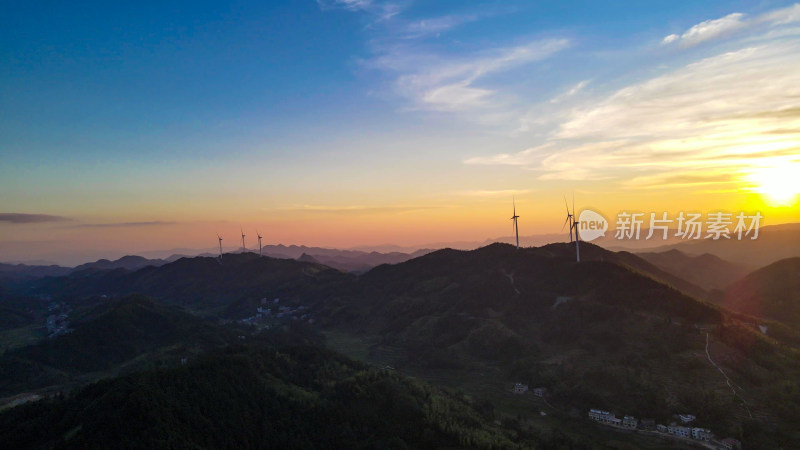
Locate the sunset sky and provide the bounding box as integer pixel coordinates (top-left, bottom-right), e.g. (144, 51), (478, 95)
(2, 1), (799, 264)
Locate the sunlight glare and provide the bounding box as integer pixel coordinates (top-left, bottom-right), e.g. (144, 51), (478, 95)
(746, 163), (800, 206)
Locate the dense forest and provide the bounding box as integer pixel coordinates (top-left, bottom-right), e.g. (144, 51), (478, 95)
(0, 331), (584, 449)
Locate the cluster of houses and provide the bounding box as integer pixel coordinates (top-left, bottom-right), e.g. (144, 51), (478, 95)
(238, 298), (313, 328)
(588, 409), (741, 449)
(512, 383), (547, 397)
(588, 409), (638, 429)
(45, 302), (71, 338)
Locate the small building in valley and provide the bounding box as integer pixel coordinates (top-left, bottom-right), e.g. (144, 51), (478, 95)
(667, 424), (691, 438)
(513, 383), (528, 394)
(588, 409), (621, 426)
(691, 428), (713, 440)
(622, 416), (638, 429)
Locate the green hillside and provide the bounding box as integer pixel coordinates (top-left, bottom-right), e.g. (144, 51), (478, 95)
(0, 337), (569, 449)
(0, 296), (230, 397)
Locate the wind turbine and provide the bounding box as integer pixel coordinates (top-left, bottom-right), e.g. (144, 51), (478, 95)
(510, 198), (520, 249)
(570, 194), (580, 262)
(257, 230), (263, 257)
(217, 234), (223, 262)
(240, 227), (246, 253)
(562, 196), (574, 243)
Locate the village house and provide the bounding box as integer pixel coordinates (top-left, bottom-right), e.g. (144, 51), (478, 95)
(588, 409), (622, 426)
(533, 387), (547, 397)
(667, 423), (691, 438)
(622, 416), (638, 429)
(513, 383), (528, 394)
(692, 427), (713, 440)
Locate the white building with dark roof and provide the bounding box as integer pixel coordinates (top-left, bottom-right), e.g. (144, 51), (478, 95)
(513, 383), (528, 394)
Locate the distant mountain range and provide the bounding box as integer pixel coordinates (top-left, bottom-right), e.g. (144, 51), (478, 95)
(636, 249), (750, 292)
(629, 222), (800, 268)
(258, 244), (433, 273)
(3, 236), (800, 447)
(0, 246), (435, 281)
(721, 257), (800, 329)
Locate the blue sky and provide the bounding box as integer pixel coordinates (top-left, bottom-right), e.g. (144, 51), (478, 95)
(2, 0), (799, 263)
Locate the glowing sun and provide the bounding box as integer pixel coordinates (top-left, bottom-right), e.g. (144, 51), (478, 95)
(746, 164), (800, 206)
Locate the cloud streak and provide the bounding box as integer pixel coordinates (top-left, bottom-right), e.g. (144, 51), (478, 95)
(457, 189), (531, 197)
(384, 38), (570, 113)
(73, 221), (178, 228)
(663, 4), (800, 47)
(401, 14), (480, 39)
(467, 34), (800, 188)
(316, 0), (402, 21)
(0, 213), (71, 224)
(663, 12), (746, 47)
(320, 1), (569, 120)
(279, 205), (439, 215)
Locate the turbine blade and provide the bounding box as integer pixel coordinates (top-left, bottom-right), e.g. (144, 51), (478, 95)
(562, 216), (570, 231)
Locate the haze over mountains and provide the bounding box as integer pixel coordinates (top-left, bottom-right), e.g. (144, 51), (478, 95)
(5, 221), (798, 274)
(636, 250), (750, 292)
(721, 257), (800, 329)
(0, 246), (435, 279)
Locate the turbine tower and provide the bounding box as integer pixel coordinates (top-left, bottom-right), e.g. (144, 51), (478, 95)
(562, 196), (574, 243)
(570, 194), (580, 262)
(257, 230), (263, 257)
(217, 234), (223, 262)
(510, 198), (520, 249)
(240, 227), (246, 253)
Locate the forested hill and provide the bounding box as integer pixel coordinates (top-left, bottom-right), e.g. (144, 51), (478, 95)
(0, 336), (579, 449)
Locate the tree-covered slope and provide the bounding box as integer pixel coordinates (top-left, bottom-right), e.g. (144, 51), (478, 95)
(0, 339), (562, 450)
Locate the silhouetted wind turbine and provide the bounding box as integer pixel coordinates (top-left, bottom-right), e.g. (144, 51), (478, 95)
(571, 194), (580, 262)
(217, 234), (223, 262)
(240, 227), (246, 253)
(510, 198), (520, 250)
(562, 196), (574, 243)
(257, 230), (263, 257)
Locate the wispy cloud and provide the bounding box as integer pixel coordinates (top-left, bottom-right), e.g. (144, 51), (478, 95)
(73, 221), (177, 228)
(0, 213), (71, 224)
(319, 1), (569, 120)
(467, 35), (800, 187)
(663, 4), (800, 47)
(279, 204), (439, 215)
(316, 0), (403, 21)
(402, 14), (480, 39)
(548, 79), (590, 104)
(757, 3), (800, 25)
(383, 38), (570, 113)
(663, 12), (746, 47)
(457, 189), (531, 197)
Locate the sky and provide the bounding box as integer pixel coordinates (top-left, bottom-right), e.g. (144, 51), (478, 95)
(1, 0), (799, 264)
